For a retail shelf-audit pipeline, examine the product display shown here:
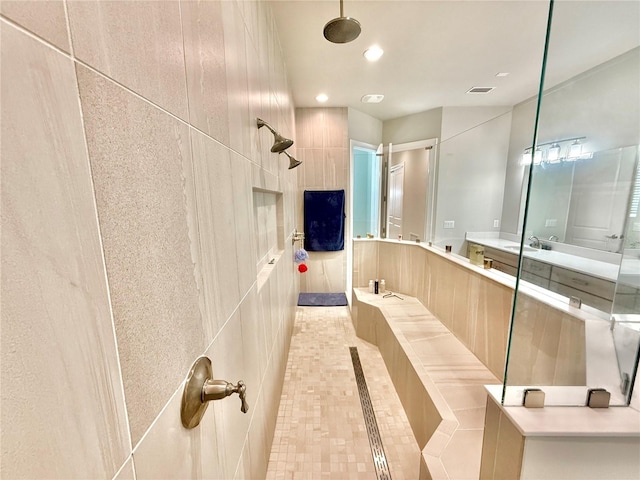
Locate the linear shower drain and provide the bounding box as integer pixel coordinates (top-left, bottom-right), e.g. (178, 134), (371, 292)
(349, 347), (392, 480)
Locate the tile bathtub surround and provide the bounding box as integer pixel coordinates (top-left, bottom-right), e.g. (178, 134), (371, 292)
(266, 306), (420, 480)
(3, 1), (298, 478)
(1, 21), (130, 478)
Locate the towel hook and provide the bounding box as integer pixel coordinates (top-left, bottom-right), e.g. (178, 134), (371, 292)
(292, 229), (305, 245)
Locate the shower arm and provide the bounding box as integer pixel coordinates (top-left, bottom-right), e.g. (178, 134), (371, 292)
(257, 118), (276, 135)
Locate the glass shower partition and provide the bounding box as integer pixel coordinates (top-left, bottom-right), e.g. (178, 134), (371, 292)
(502, 0), (640, 406)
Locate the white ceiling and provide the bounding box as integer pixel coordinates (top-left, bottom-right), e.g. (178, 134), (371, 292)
(269, 1), (640, 121)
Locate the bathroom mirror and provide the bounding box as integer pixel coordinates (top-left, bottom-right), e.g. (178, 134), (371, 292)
(524, 145), (638, 253)
(506, 30), (640, 256)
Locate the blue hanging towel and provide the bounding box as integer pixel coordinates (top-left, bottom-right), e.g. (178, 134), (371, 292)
(304, 189), (346, 251)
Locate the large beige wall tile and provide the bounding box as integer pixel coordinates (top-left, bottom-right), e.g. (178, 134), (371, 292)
(189, 128), (242, 330)
(221, 0), (250, 158)
(1, 23), (129, 478)
(230, 151), (259, 296)
(181, 0), (229, 145)
(323, 147), (348, 189)
(324, 108), (349, 148)
(474, 280), (512, 378)
(0, 0), (69, 51)
(494, 406), (524, 479)
(67, 0), (188, 119)
(296, 108), (324, 148)
(77, 65), (205, 444)
(210, 308), (252, 478)
(132, 382), (224, 479)
(352, 240), (378, 288)
(114, 457), (136, 480)
(300, 251), (345, 292)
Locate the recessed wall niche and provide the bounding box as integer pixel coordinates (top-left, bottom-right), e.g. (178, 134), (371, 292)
(253, 188), (284, 274)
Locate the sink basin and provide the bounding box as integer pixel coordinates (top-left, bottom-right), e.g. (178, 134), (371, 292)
(504, 245), (537, 252)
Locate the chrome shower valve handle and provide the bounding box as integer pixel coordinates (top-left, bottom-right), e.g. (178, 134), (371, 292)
(181, 357), (249, 429)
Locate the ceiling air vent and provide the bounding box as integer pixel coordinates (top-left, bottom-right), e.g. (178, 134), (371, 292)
(466, 86), (495, 94)
(361, 94), (384, 104)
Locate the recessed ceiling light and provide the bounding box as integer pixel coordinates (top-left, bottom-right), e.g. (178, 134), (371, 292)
(496, 72), (510, 77)
(363, 46), (384, 62)
(466, 87), (495, 94)
(315, 93), (328, 103)
(361, 94), (384, 104)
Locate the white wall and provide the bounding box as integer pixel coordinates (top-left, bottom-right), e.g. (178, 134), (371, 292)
(435, 107), (513, 253)
(348, 107), (383, 145)
(383, 107), (443, 145)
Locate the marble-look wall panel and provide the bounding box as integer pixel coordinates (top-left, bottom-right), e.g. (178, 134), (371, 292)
(299, 251), (345, 293)
(354, 241), (587, 384)
(0, 22), (129, 478)
(221, 0), (250, 159)
(473, 279), (513, 377)
(375, 308), (443, 449)
(4, 0), (298, 477)
(67, 0), (188, 120)
(0, 0), (69, 51)
(295, 108), (325, 148)
(230, 151), (259, 297)
(133, 386), (223, 479)
(297, 149), (325, 191)
(352, 240), (379, 289)
(189, 129), (242, 335)
(296, 108), (349, 293)
(77, 65), (205, 445)
(245, 37), (268, 168)
(479, 396), (524, 479)
(322, 147), (348, 190)
(323, 108), (349, 148)
(181, 0), (230, 145)
(508, 297), (586, 385)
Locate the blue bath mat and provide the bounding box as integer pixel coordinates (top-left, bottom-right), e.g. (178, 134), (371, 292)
(297, 292), (348, 307)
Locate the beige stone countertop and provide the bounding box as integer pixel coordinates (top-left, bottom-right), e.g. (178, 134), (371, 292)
(485, 385), (640, 437)
(466, 236), (621, 282)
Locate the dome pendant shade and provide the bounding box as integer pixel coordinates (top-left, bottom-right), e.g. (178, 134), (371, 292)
(324, 0), (361, 44)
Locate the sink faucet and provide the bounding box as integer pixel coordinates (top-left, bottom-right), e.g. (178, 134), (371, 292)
(528, 235), (540, 248)
(548, 235), (558, 242)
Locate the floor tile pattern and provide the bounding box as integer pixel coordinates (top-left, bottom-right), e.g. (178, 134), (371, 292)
(266, 306), (420, 479)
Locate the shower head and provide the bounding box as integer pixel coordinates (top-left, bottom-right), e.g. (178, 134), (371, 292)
(282, 151), (302, 170)
(323, 0), (361, 44)
(256, 117), (294, 153)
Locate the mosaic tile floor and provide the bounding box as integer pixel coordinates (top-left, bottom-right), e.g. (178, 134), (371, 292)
(266, 306), (420, 479)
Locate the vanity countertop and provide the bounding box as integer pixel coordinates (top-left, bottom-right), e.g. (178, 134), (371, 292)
(466, 236), (621, 282)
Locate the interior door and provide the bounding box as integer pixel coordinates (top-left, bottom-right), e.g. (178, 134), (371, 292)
(565, 148), (636, 252)
(387, 164), (404, 239)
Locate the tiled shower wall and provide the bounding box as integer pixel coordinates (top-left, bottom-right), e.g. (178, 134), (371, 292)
(295, 107), (349, 293)
(352, 240), (586, 385)
(1, 1), (298, 478)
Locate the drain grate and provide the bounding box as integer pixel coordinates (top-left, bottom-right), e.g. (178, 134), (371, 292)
(349, 347), (392, 480)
